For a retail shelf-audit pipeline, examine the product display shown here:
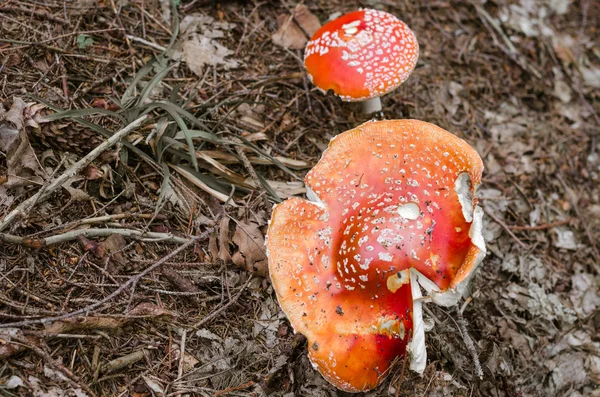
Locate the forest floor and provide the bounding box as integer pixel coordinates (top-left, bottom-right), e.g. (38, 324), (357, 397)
(0, 0), (599, 396)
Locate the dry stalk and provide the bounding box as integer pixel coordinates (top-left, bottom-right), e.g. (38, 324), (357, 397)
(0, 227), (189, 247)
(456, 310), (484, 380)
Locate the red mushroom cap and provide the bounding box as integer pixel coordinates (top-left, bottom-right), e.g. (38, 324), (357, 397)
(304, 9), (419, 101)
(266, 120), (485, 392)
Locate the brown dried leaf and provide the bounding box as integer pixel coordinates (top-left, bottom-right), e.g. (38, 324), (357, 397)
(82, 164), (104, 180)
(127, 302), (173, 317)
(272, 14), (307, 50)
(102, 233), (127, 270)
(183, 35), (239, 76)
(0, 330), (36, 360)
(62, 176), (90, 201)
(232, 221), (267, 276)
(45, 316), (126, 334)
(208, 232), (219, 261)
(77, 235), (105, 258)
(0, 99), (43, 188)
(293, 5), (321, 37)
(4, 97), (27, 130)
(218, 217), (232, 262)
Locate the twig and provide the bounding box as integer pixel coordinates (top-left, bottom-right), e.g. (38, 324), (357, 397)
(125, 34), (167, 52)
(0, 227), (189, 247)
(483, 208), (527, 248)
(214, 381), (256, 397)
(0, 6), (69, 25)
(102, 349), (148, 374)
(0, 228), (212, 329)
(72, 68), (125, 100)
(234, 145), (272, 209)
(192, 276), (253, 329)
(177, 330), (187, 380)
(394, 353), (409, 397)
(0, 115), (147, 233)
(161, 268), (202, 303)
(455, 311), (484, 380)
(10, 334), (97, 397)
(473, 3), (542, 79)
(509, 219), (571, 231)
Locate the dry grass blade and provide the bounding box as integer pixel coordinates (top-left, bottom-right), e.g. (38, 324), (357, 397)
(170, 164), (237, 206)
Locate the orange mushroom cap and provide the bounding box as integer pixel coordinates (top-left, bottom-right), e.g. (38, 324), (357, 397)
(266, 120), (485, 392)
(304, 9), (419, 101)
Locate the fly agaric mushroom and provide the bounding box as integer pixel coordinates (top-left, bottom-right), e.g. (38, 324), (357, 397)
(266, 120), (485, 392)
(304, 9), (419, 115)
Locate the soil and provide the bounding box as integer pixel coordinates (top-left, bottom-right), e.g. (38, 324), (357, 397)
(0, 1), (599, 396)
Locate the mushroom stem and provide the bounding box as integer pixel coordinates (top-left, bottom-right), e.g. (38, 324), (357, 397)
(408, 269), (427, 373)
(361, 97), (382, 114)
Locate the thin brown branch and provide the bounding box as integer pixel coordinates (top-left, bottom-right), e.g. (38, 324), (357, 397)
(9, 334), (97, 397)
(0, 228), (212, 329)
(483, 208), (527, 248)
(0, 227), (189, 247)
(0, 6), (69, 25)
(192, 275), (253, 329)
(509, 219), (571, 231)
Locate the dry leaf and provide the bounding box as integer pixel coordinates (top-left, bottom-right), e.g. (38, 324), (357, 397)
(232, 221), (267, 276)
(0, 98), (44, 188)
(44, 316), (126, 334)
(102, 233), (127, 270)
(77, 235), (105, 258)
(183, 35), (239, 76)
(172, 14), (239, 76)
(218, 217), (232, 262)
(272, 14), (308, 50)
(127, 302), (172, 317)
(62, 176), (90, 201)
(293, 4), (321, 37)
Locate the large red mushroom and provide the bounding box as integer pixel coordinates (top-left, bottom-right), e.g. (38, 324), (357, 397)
(266, 120), (485, 392)
(304, 9), (419, 114)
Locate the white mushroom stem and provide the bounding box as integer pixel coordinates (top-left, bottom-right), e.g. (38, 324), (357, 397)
(408, 268), (427, 373)
(361, 97), (382, 114)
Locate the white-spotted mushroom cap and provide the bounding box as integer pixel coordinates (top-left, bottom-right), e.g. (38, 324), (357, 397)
(266, 120), (486, 392)
(303, 9), (419, 102)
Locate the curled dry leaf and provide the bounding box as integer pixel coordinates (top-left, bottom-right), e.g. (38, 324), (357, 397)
(293, 4), (321, 37)
(77, 235), (106, 258)
(272, 5), (321, 50)
(102, 233), (128, 271)
(218, 217), (232, 263)
(0, 98), (44, 188)
(231, 221), (267, 276)
(62, 176), (90, 201)
(45, 316), (126, 334)
(127, 302), (173, 317)
(82, 164), (104, 180)
(272, 14), (308, 50)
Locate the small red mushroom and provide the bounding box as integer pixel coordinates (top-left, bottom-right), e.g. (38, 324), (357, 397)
(266, 120), (485, 392)
(304, 9), (419, 114)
